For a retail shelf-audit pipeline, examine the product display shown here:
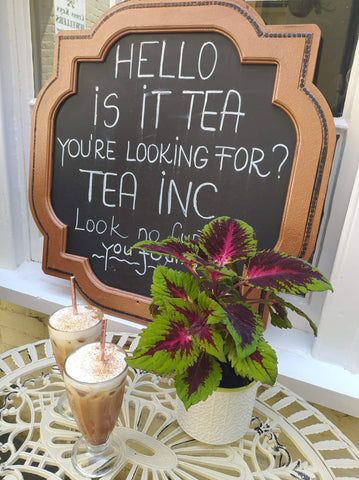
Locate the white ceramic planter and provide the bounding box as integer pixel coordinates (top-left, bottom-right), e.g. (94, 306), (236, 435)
(176, 381), (259, 445)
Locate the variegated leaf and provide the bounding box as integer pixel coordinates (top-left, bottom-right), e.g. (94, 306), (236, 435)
(220, 302), (263, 358)
(230, 337), (278, 385)
(199, 216), (257, 267)
(246, 251), (332, 294)
(151, 266), (200, 309)
(175, 354), (222, 408)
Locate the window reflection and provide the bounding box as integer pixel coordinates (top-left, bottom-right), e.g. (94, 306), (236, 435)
(30, 0), (112, 96)
(30, 1), (358, 116)
(248, 1), (359, 116)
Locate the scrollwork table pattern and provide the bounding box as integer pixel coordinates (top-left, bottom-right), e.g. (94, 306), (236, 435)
(0, 334), (358, 480)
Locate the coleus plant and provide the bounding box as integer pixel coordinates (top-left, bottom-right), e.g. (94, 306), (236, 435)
(126, 217), (332, 409)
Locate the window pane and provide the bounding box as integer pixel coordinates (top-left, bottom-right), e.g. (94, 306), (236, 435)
(30, 0), (113, 96)
(30, 1), (359, 115)
(247, 1), (359, 116)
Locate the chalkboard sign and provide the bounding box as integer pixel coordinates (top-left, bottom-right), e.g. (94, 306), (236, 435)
(52, 31), (296, 297)
(30, 0), (335, 321)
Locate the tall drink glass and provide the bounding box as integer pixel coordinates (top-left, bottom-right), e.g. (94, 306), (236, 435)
(63, 342), (128, 478)
(48, 305), (103, 416)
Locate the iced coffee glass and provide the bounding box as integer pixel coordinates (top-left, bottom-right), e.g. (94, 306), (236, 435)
(48, 305), (103, 416)
(63, 342), (128, 478)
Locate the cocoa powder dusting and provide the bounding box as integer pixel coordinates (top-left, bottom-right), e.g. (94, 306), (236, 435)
(50, 306), (103, 332)
(66, 342), (127, 383)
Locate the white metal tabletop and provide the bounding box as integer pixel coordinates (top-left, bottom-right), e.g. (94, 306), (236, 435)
(0, 333), (358, 479)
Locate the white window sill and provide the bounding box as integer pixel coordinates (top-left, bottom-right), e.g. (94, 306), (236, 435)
(1, 261), (358, 417)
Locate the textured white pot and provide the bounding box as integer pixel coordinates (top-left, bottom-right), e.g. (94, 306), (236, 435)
(176, 381), (259, 445)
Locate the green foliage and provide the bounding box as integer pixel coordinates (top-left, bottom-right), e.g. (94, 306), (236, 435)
(127, 217), (332, 408)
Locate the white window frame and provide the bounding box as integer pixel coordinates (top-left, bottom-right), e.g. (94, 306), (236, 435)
(0, 0), (358, 415)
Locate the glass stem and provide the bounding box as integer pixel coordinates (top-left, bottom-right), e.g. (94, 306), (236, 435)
(87, 440), (110, 455)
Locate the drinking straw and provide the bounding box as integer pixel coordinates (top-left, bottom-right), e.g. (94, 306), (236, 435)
(100, 317), (107, 361)
(70, 276), (78, 316)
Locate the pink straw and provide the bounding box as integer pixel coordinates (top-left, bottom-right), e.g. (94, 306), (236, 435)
(70, 276), (78, 316)
(100, 317), (107, 361)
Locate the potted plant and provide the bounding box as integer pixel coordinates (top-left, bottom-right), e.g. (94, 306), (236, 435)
(126, 216), (332, 444)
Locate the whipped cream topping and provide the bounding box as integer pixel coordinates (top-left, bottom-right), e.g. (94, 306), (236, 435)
(49, 305), (103, 332)
(65, 343), (127, 383)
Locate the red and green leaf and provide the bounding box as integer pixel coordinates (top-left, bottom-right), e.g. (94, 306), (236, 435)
(268, 299), (293, 330)
(198, 264), (240, 289)
(171, 294), (226, 361)
(151, 266), (200, 309)
(126, 312), (200, 375)
(132, 237), (199, 265)
(246, 251), (333, 295)
(229, 337), (278, 385)
(175, 354), (222, 409)
(127, 295), (226, 375)
(199, 216), (257, 267)
(269, 294), (318, 336)
(220, 303), (263, 358)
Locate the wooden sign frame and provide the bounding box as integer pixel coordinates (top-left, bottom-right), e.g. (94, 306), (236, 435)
(29, 0), (335, 322)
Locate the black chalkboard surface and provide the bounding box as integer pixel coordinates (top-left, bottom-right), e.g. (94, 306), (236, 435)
(51, 32), (296, 297)
(30, 0), (335, 320)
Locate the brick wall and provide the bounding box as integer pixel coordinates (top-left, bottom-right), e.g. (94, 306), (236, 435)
(33, 0), (111, 92)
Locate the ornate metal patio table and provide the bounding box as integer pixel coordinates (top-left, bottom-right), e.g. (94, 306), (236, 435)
(0, 333), (358, 479)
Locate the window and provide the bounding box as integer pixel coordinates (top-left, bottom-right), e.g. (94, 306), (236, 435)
(27, 1), (115, 261)
(248, 0), (359, 117)
(30, 0), (114, 96)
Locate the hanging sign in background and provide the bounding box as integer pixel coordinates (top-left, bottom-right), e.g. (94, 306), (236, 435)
(54, 0), (86, 33)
